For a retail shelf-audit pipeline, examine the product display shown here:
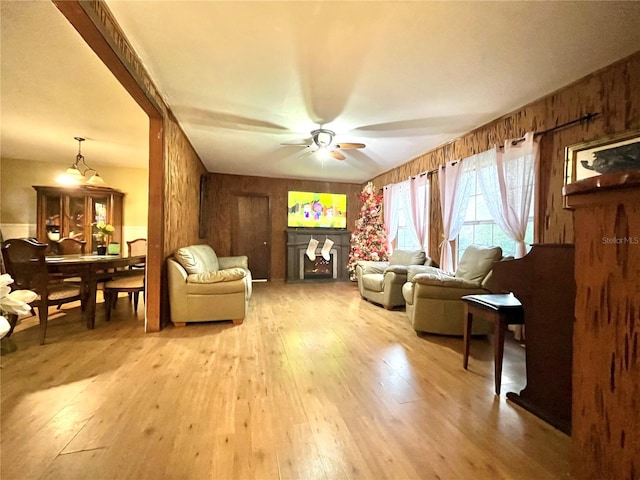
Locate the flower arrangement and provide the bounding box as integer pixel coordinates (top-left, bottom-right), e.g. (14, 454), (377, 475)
(95, 221), (115, 239)
(0, 274), (37, 339)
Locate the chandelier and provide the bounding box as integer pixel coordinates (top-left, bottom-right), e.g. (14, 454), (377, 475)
(56, 137), (105, 186)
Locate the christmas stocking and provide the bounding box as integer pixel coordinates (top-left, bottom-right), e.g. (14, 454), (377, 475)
(306, 238), (318, 261)
(321, 238), (334, 260)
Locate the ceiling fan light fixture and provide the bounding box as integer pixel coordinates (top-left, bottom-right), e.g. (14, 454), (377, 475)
(311, 129), (335, 148)
(285, 128), (365, 162)
(317, 148), (331, 160)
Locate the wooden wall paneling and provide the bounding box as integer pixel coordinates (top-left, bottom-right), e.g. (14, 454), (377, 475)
(540, 130), (574, 244)
(164, 115), (207, 256)
(428, 173), (442, 263)
(627, 58), (640, 126)
(208, 174), (362, 281)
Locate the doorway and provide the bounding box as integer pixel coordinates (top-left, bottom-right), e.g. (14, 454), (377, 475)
(232, 194), (271, 281)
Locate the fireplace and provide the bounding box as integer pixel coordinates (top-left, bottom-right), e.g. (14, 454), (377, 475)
(286, 228), (351, 282)
(300, 249), (337, 280)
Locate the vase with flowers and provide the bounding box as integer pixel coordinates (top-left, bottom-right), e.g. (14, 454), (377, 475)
(94, 221), (115, 255)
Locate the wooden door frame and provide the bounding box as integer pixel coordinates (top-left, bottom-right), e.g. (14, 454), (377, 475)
(53, 1), (164, 332)
(231, 192), (271, 281)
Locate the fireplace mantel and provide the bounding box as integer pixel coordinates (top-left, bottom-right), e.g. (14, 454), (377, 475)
(286, 228), (351, 282)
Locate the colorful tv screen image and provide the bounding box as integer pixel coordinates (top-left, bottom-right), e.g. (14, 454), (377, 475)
(287, 191), (347, 228)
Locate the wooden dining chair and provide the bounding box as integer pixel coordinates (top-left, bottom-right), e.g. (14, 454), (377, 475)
(127, 238), (147, 268)
(54, 237), (87, 310)
(1, 238), (82, 344)
(56, 237), (86, 255)
(103, 238), (146, 321)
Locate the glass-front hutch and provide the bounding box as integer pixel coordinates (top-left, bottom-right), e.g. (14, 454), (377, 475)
(33, 185), (124, 253)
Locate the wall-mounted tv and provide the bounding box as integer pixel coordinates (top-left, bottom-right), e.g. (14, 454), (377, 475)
(287, 191), (347, 228)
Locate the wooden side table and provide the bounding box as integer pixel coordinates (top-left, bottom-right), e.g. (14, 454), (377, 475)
(462, 293), (524, 395)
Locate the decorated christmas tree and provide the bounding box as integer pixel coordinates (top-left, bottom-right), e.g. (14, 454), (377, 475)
(348, 182), (389, 280)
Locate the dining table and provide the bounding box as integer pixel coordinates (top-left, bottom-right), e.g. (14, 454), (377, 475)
(45, 253), (146, 329)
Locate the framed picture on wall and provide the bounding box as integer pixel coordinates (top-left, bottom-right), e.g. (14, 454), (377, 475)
(199, 174), (208, 239)
(564, 129), (640, 188)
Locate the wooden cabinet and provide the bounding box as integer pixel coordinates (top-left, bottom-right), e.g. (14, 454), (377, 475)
(33, 185), (124, 253)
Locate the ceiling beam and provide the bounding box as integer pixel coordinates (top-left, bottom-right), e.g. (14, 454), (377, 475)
(52, 0), (163, 118)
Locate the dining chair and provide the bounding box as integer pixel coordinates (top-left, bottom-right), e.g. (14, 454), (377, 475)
(54, 237), (87, 310)
(1, 238), (82, 344)
(103, 238), (146, 321)
(127, 238), (147, 268)
(56, 237), (86, 255)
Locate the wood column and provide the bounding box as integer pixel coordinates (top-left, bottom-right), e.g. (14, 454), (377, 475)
(565, 171), (640, 480)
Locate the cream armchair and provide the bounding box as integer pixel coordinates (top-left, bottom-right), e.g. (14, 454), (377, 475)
(167, 244), (252, 326)
(356, 249), (436, 309)
(402, 244), (503, 335)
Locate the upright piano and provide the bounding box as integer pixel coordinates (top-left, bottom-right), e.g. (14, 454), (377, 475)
(487, 243), (575, 435)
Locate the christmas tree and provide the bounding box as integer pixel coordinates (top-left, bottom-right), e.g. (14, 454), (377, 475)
(348, 182), (389, 280)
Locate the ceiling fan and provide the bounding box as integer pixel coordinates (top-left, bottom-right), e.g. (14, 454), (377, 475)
(282, 128), (365, 160)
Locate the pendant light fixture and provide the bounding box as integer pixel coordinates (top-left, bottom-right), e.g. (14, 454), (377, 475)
(56, 137), (105, 186)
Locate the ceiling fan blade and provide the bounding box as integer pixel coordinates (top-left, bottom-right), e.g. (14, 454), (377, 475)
(298, 148), (316, 160)
(335, 142), (366, 150)
(281, 139), (312, 147)
(330, 150), (346, 161)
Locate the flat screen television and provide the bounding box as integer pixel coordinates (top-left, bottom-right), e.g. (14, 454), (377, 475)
(287, 191), (347, 229)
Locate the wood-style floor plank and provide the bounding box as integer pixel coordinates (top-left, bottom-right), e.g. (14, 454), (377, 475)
(1, 282), (572, 479)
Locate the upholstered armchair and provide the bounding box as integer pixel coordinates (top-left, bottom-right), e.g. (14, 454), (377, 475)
(356, 249), (436, 309)
(402, 244), (504, 335)
(167, 245), (252, 326)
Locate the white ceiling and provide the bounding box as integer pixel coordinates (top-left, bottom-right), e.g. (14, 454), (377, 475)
(3, 1), (640, 184)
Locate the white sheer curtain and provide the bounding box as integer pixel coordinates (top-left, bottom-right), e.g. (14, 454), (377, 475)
(438, 160), (473, 272)
(383, 183), (402, 252)
(407, 174), (429, 249)
(476, 132), (539, 258)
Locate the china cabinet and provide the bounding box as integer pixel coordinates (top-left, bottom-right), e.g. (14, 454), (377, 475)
(33, 185), (124, 253)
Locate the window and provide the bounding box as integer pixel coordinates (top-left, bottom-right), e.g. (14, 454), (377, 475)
(395, 181), (429, 251)
(458, 169), (533, 261)
(396, 205), (420, 250)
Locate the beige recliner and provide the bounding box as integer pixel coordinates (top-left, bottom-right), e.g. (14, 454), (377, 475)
(167, 244), (252, 326)
(356, 249), (436, 309)
(402, 244), (503, 335)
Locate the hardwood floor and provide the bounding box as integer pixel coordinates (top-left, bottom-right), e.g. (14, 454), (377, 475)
(1, 282), (571, 479)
